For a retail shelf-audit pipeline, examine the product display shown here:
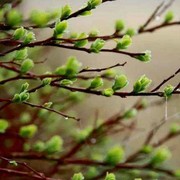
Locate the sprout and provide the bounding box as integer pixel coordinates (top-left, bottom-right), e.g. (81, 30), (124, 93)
(74, 33), (88, 47)
(54, 21), (68, 37)
(112, 74), (129, 91)
(14, 48), (28, 61)
(72, 172), (84, 180)
(163, 85), (174, 97)
(116, 35), (132, 50)
(115, 20), (125, 32)
(90, 39), (105, 53)
(13, 27), (26, 40)
(102, 88), (114, 97)
(135, 50), (152, 62)
(105, 173), (116, 180)
(89, 76), (104, 89)
(87, 0), (102, 9)
(164, 11), (174, 24)
(105, 146), (125, 165)
(0, 119), (9, 133)
(20, 59), (34, 74)
(61, 5), (72, 20)
(23, 32), (36, 44)
(6, 9), (22, 26)
(133, 75), (152, 93)
(19, 124), (38, 138)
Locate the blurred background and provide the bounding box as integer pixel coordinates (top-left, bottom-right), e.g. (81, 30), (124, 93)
(15, 0), (180, 169)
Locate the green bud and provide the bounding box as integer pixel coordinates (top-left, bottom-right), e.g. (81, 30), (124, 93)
(163, 84), (174, 97)
(54, 21), (68, 37)
(65, 56), (82, 77)
(13, 27), (26, 40)
(105, 173), (116, 180)
(141, 145), (153, 154)
(86, 167), (98, 179)
(20, 112), (31, 124)
(74, 127), (92, 142)
(43, 102), (53, 108)
(12, 94), (21, 103)
(126, 28), (136, 37)
(105, 146), (125, 165)
(89, 76), (103, 89)
(135, 50), (151, 62)
(104, 69), (117, 78)
(116, 35), (132, 50)
(174, 169), (180, 179)
(14, 48), (28, 61)
(61, 5), (72, 20)
(0, 119), (9, 133)
(164, 11), (174, 23)
(70, 32), (78, 39)
(87, 0), (102, 9)
(112, 74), (128, 91)
(23, 32), (36, 44)
(150, 148), (171, 166)
(123, 108), (137, 119)
(19, 91), (29, 102)
(133, 75), (152, 93)
(80, 11), (92, 16)
(42, 78), (52, 86)
(44, 135), (63, 154)
(20, 82), (29, 92)
(6, 9), (22, 26)
(20, 59), (34, 73)
(170, 123), (180, 134)
(90, 39), (105, 53)
(30, 10), (50, 27)
(115, 20), (125, 32)
(74, 33), (88, 48)
(102, 88), (114, 97)
(23, 143), (31, 151)
(60, 79), (73, 86)
(9, 160), (18, 166)
(72, 172), (84, 180)
(33, 141), (45, 152)
(19, 124), (38, 138)
(55, 65), (66, 75)
(89, 29), (99, 37)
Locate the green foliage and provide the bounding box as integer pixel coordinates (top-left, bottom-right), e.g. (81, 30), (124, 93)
(115, 20), (125, 32)
(112, 74), (128, 91)
(20, 59), (34, 73)
(116, 35), (132, 50)
(123, 108), (137, 119)
(72, 172), (84, 180)
(105, 173), (116, 180)
(61, 5), (72, 20)
(9, 160), (18, 166)
(74, 127), (92, 142)
(89, 76), (104, 89)
(163, 84), (174, 97)
(150, 147), (171, 166)
(23, 32), (36, 44)
(126, 28), (136, 37)
(170, 123), (180, 134)
(13, 27), (26, 40)
(30, 10), (51, 27)
(60, 79), (73, 86)
(135, 50), (151, 62)
(54, 21), (68, 37)
(32, 140), (45, 152)
(102, 88), (114, 97)
(6, 9), (22, 26)
(141, 145), (153, 154)
(43, 102), (53, 108)
(44, 135), (63, 154)
(19, 124), (38, 138)
(13, 91), (30, 103)
(89, 29), (99, 37)
(42, 78), (52, 86)
(164, 11), (174, 23)
(0, 119), (9, 133)
(174, 169), (180, 179)
(90, 39), (105, 53)
(14, 48), (28, 61)
(105, 146), (125, 165)
(74, 33), (88, 47)
(65, 56), (82, 77)
(133, 75), (152, 93)
(87, 0), (102, 9)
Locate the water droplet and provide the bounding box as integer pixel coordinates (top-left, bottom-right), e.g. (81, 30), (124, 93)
(90, 138), (96, 144)
(155, 16), (160, 21)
